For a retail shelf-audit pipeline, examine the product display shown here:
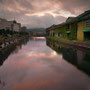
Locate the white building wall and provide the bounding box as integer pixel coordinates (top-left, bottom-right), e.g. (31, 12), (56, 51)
(0, 18), (21, 32)
(0, 19), (13, 30)
(13, 23), (20, 32)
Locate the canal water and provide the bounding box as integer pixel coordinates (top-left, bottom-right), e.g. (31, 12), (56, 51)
(0, 37), (90, 90)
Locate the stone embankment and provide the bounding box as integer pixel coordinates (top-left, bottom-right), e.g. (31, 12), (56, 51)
(0, 35), (29, 49)
(47, 38), (90, 50)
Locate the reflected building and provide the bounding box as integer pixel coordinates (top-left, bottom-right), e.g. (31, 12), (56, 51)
(76, 49), (85, 66)
(46, 39), (90, 75)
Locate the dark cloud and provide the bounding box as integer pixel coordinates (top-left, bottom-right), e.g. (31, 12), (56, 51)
(58, 0), (90, 14)
(0, 0), (89, 28)
(19, 14), (66, 28)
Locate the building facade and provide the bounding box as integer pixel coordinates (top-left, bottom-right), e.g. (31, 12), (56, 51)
(46, 10), (90, 41)
(0, 18), (12, 30)
(77, 19), (90, 40)
(0, 18), (21, 32)
(12, 20), (21, 32)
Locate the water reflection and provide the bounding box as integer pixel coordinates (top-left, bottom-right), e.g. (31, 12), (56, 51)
(46, 39), (90, 75)
(0, 37), (29, 66)
(0, 37), (90, 90)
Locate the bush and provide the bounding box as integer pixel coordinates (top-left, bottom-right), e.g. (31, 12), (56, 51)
(19, 31), (29, 35)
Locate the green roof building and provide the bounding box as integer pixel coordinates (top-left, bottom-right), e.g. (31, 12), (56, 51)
(46, 10), (90, 41)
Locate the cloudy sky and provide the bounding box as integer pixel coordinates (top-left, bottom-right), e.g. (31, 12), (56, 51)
(0, 0), (90, 28)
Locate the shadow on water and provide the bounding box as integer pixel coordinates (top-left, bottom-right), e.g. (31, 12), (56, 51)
(46, 39), (90, 76)
(0, 37), (29, 67)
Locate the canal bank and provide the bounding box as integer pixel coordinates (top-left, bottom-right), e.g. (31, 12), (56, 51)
(0, 36), (29, 66)
(0, 35), (29, 49)
(0, 43), (16, 66)
(46, 37), (90, 50)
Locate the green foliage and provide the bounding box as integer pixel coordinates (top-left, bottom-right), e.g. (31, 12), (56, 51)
(0, 29), (14, 35)
(48, 22), (77, 40)
(0, 29), (6, 35)
(19, 31), (29, 35)
(68, 23), (77, 40)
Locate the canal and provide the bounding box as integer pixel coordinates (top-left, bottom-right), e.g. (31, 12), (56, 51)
(0, 37), (90, 90)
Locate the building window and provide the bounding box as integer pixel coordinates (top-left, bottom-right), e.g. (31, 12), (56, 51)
(84, 32), (90, 40)
(58, 32), (61, 37)
(66, 31), (71, 37)
(67, 24), (70, 30)
(86, 20), (90, 27)
(53, 33), (55, 36)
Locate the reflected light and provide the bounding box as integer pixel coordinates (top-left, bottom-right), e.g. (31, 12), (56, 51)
(27, 51), (57, 58)
(50, 52), (57, 58)
(25, 13), (45, 17)
(32, 37), (45, 40)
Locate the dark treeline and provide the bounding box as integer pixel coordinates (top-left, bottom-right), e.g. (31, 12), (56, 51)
(0, 29), (29, 36)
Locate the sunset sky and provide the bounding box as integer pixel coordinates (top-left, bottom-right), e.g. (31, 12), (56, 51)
(0, 0), (90, 28)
